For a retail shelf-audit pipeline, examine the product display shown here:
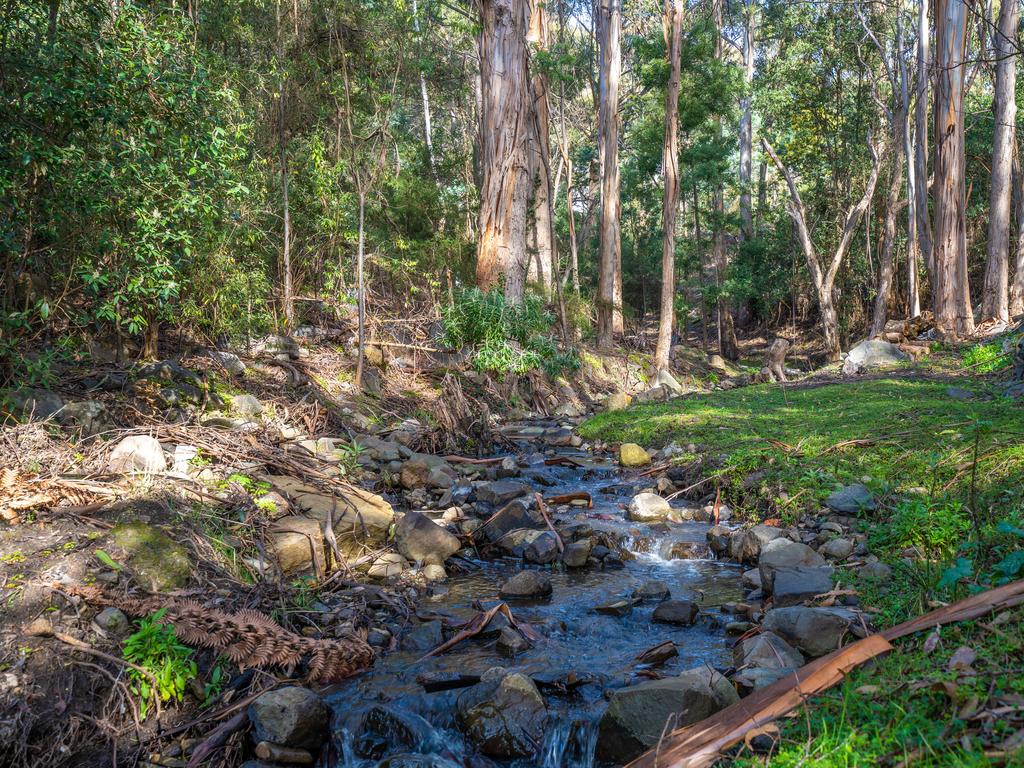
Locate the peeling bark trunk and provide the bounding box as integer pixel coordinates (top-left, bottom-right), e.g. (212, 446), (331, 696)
(932, 0), (975, 337)
(981, 0), (1017, 323)
(277, 0), (294, 331)
(739, 0), (756, 242)
(1012, 150), (1024, 315)
(653, 0), (684, 371)
(915, 0), (934, 282)
(713, 0), (738, 360)
(596, 0), (623, 346)
(526, 0), (555, 291)
(871, 137), (907, 337)
(475, 0), (532, 304)
(899, 14), (921, 317)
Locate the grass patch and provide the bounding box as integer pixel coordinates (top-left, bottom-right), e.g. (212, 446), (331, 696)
(579, 378), (1024, 520)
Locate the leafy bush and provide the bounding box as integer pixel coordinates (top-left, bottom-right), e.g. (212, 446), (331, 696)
(962, 340), (1012, 374)
(441, 289), (580, 375)
(872, 497), (970, 558)
(122, 609), (197, 718)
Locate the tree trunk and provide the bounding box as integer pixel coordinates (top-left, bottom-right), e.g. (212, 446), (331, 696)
(713, 0), (738, 360)
(871, 138), (907, 337)
(277, 0), (294, 332)
(899, 13), (921, 317)
(915, 0), (934, 281)
(526, 0), (555, 291)
(932, 0), (975, 337)
(475, 0), (532, 304)
(739, 0), (756, 242)
(596, 0), (623, 347)
(1012, 150), (1024, 315)
(981, 0), (1017, 323)
(412, 0), (438, 180)
(354, 193), (366, 390)
(653, 0), (684, 371)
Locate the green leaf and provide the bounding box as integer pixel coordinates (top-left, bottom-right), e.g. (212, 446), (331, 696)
(94, 549), (122, 570)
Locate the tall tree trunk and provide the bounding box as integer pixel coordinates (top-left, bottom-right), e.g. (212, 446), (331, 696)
(915, 0), (934, 282)
(596, 0), (623, 347)
(654, 0), (684, 371)
(412, 0), (438, 180)
(981, 0), (1017, 323)
(475, 0), (532, 304)
(1012, 150), (1024, 315)
(277, 0), (294, 331)
(739, 0), (756, 242)
(871, 136), (907, 337)
(899, 13), (922, 317)
(932, 0), (975, 337)
(354, 192), (366, 390)
(526, 0), (555, 291)
(713, 0), (738, 360)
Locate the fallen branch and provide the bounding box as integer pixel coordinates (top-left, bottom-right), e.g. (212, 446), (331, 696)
(543, 491), (592, 508)
(534, 493), (565, 552)
(626, 578), (1024, 768)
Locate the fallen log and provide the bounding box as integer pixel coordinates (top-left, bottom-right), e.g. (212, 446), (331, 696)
(626, 578), (1024, 768)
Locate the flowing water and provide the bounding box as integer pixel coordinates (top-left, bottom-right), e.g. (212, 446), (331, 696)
(326, 433), (744, 768)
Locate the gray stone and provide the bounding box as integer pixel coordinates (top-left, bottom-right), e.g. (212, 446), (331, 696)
(825, 484), (876, 514)
(495, 529), (545, 558)
(479, 500), (544, 543)
(496, 627), (529, 657)
(652, 600), (699, 626)
(499, 570), (552, 600)
(758, 539), (827, 594)
(820, 537), (854, 560)
(248, 686), (328, 749)
(476, 480), (532, 506)
(562, 539), (592, 568)
(627, 493), (672, 522)
(60, 400), (111, 436)
(595, 600), (633, 617)
(706, 525), (732, 555)
(859, 561), (893, 580)
(4, 387), (64, 421)
(367, 553), (409, 579)
(729, 525), (784, 564)
(94, 607), (129, 634)
(401, 620), (443, 651)
(733, 632), (804, 670)
(742, 568), (762, 590)
(772, 566), (835, 606)
(762, 607), (859, 657)
(422, 563), (447, 582)
(375, 755), (462, 768)
(457, 672), (545, 758)
(107, 435), (167, 473)
(394, 511), (461, 566)
(595, 668), (739, 763)
(632, 580), (671, 602)
(654, 368), (684, 395)
(524, 531), (560, 565)
(209, 350), (246, 375)
(230, 394), (263, 418)
(544, 427), (574, 446)
(842, 340), (910, 374)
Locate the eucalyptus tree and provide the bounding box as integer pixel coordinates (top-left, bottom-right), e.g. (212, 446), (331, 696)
(596, 0), (623, 346)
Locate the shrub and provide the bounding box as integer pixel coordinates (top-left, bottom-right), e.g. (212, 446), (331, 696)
(122, 609), (197, 719)
(961, 340), (1012, 374)
(872, 497), (970, 558)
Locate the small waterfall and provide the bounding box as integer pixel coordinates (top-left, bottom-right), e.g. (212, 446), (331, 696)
(335, 727), (361, 768)
(538, 718), (597, 768)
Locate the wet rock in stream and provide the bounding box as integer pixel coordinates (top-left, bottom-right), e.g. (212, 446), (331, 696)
(498, 570), (552, 599)
(456, 670), (545, 758)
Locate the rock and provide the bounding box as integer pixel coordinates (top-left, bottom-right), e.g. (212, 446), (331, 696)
(60, 401), (111, 436)
(496, 627), (528, 657)
(400, 456), (456, 490)
(422, 564), (447, 582)
(457, 672), (545, 758)
(357, 436), (405, 463)
(825, 484), (876, 514)
(562, 539), (592, 568)
(544, 427), (574, 446)
(619, 443), (651, 468)
(627, 493), (671, 522)
(394, 511), (460, 566)
(476, 480), (532, 506)
(665, 541), (712, 560)
(94, 607), (129, 634)
(604, 392), (632, 412)
(208, 350), (246, 375)
(499, 571), (552, 600)
(842, 340), (910, 374)
(758, 539), (827, 594)
(524, 532), (560, 565)
(635, 385), (670, 403)
(248, 687), (328, 750)
(595, 668), (739, 763)
(495, 529), (545, 558)
(706, 525), (731, 555)
(253, 335), (300, 360)
(268, 516), (326, 574)
(230, 394), (263, 418)
(820, 537), (854, 560)
(762, 607), (858, 657)
(4, 387), (64, 421)
(496, 456), (520, 478)
(367, 553), (409, 579)
(401, 621), (443, 651)
(479, 499), (544, 543)
(734, 632), (804, 670)
(859, 561), (892, 580)
(654, 369), (684, 395)
(707, 355), (730, 373)
(595, 600), (633, 617)
(771, 566), (835, 606)
(375, 755), (461, 768)
(633, 580), (671, 602)
(109, 522), (191, 592)
(367, 628), (391, 646)
(742, 568), (762, 589)
(108, 435), (167, 473)
(652, 600), (699, 626)
(732, 666), (793, 693)
(729, 524), (784, 564)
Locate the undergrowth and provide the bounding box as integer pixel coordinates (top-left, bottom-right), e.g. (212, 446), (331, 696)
(122, 609), (197, 719)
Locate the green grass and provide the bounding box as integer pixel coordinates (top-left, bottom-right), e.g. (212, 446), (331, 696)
(579, 378), (1024, 522)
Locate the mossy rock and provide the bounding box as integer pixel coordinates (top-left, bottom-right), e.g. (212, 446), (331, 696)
(108, 522), (192, 592)
(619, 443), (651, 467)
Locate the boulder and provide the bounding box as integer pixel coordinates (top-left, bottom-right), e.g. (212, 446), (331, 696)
(476, 480), (532, 506)
(495, 529), (545, 558)
(825, 484), (876, 514)
(400, 455), (456, 490)
(208, 350), (246, 375)
(604, 392), (632, 412)
(268, 516), (326, 575)
(842, 340), (909, 375)
(4, 387), (64, 421)
(499, 571), (552, 600)
(596, 668), (739, 763)
(367, 553), (409, 579)
(820, 537), (854, 560)
(394, 511), (460, 566)
(706, 525), (732, 555)
(60, 400), (111, 436)
(771, 566), (835, 606)
(479, 500), (544, 543)
(654, 368), (684, 395)
(633, 580), (671, 602)
(619, 443), (651, 468)
(627, 493), (672, 522)
(652, 599), (699, 626)
(358, 436), (405, 463)
(762, 607), (859, 657)
(729, 524), (784, 564)
(248, 686), (328, 750)
(758, 539), (827, 594)
(230, 394), (263, 418)
(562, 539), (592, 568)
(733, 632), (804, 670)
(457, 672), (545, 758)
(108, 435), (167, 473)
(523, 532), (560, 565)
(109, 523), (191, 592)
